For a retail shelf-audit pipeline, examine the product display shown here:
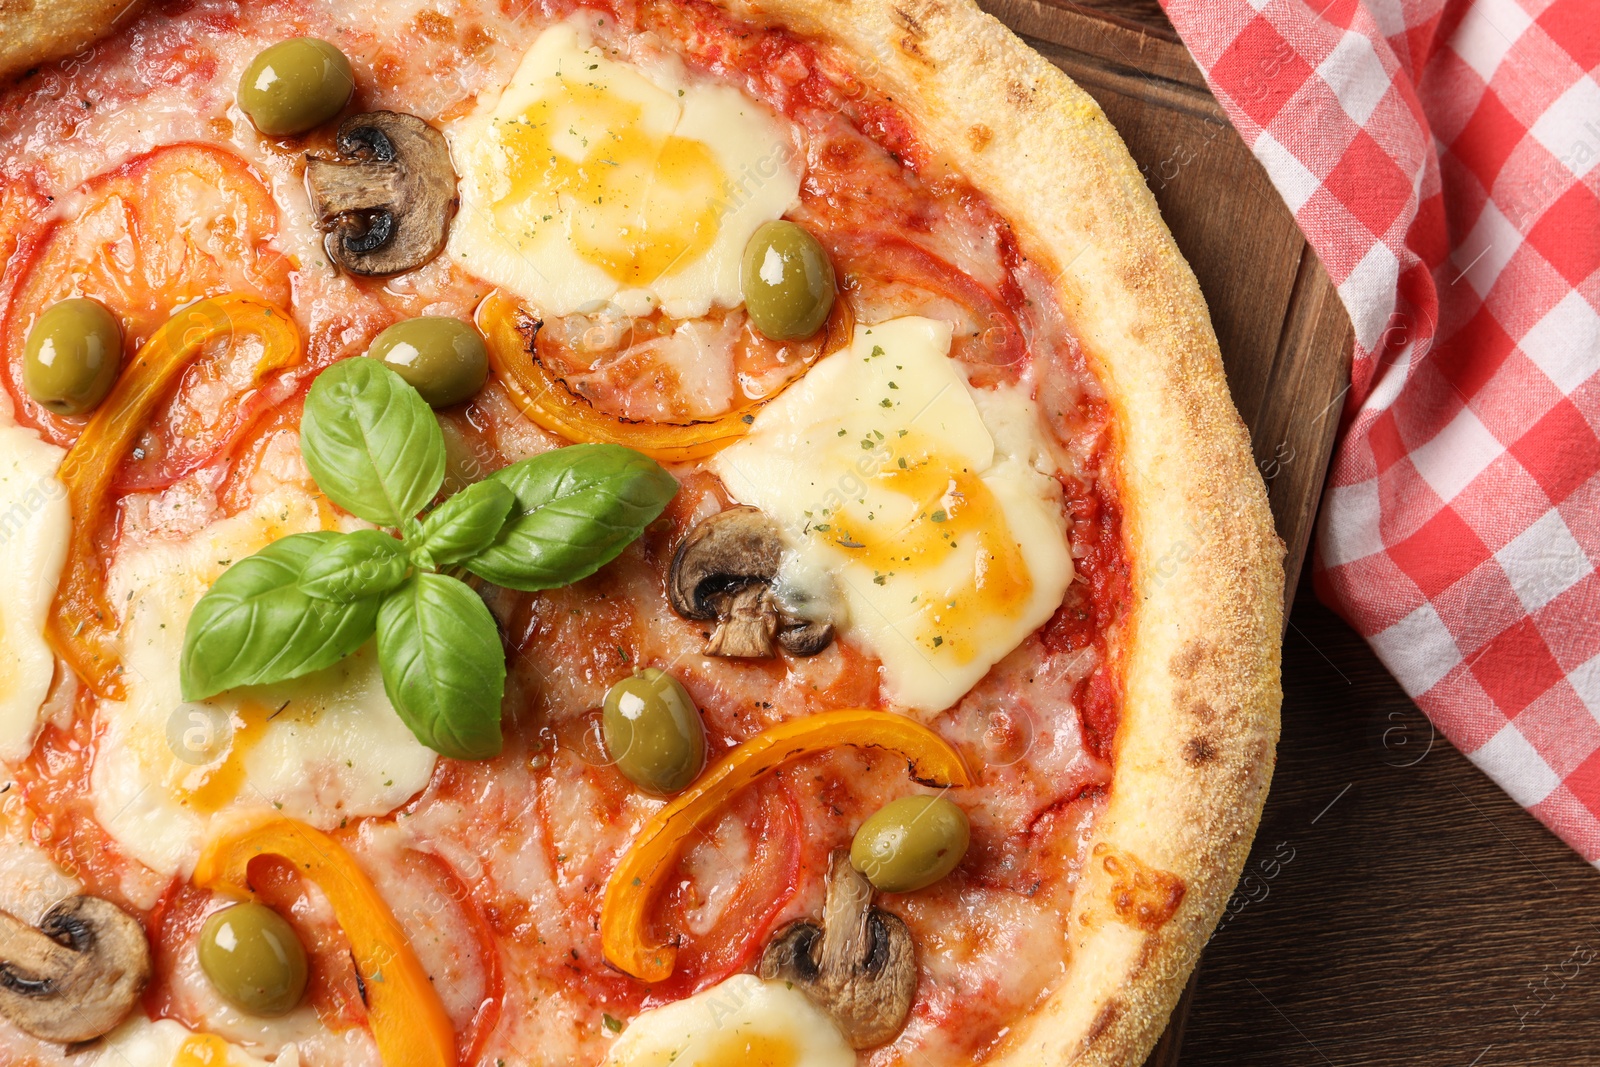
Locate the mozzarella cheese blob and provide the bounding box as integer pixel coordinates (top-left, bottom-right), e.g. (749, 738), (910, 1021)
(450, 19), (801, 319)
(0, 835), (81, 923)
(92, 1016), (295, 1067)
(92, 489), (436, 876)
(713, 318), (1074, 709)
(0, 417), (69, 763)
(604, 975), (854, 1067)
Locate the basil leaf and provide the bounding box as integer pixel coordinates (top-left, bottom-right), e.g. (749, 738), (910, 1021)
(301, 358), (445, 527)
(300, 530), (409, 602)
(465, 444), (678, 592)
(181, 532), (380, 701)
(412, 479), (516, 569)
(375, 574), (505, 759)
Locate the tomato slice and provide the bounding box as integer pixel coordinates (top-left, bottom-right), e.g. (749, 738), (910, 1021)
(532, 305), (843, 422)
(1, 143), (291, 448)
(140, 881), (214, 1028)
(12, 710), (151, 912)
(645, 783), (802, 1002)
(228, 852), (371, 1033)
(0, 176), (46, 277)
(396, 849), (504, 1065)
(829, 232), (1027, 375)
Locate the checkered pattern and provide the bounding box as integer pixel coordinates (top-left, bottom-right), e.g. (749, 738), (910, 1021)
(1161, 0), (1600, 862)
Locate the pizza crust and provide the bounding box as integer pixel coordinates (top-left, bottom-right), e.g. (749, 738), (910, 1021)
(721, 0), (1285, 1061)
(0, 0), (1283, 1061)
(0, 0), (142, 81)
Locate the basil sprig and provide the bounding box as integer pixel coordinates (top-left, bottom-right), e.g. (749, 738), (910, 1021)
(300, 357), (446, 528)
(178, 358), (678, 759)
(466, 444), (683, 591)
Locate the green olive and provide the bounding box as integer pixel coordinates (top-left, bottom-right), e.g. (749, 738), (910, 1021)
(238, 38), (354, 136)
(23, 298), (121, 416)
(367, 317), (489, 408)
(602, 668), (707, 796)
(197, 902), (309, 1017)
(741, 220), (836, 340)
(850, 795), (970, 893)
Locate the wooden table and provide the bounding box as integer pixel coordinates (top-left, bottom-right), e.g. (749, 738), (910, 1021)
(979, 2), (1600, 1063)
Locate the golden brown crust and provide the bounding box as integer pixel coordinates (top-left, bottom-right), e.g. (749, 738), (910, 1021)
(0, 0), (140, 82)
(15, 0), (1284, 1061)
(720, 0), (1285, 1062)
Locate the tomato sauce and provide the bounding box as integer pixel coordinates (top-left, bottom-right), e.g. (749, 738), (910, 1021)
(0, 1), (1130, 1064)
(617, 0), (1132, 764)
(12, 710), (153, 911)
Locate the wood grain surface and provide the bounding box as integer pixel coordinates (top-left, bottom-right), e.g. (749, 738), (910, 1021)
(1187, 575), (1600, 1066)
(980, 2), (1600, 1064)
(983, 0), (1352, 601)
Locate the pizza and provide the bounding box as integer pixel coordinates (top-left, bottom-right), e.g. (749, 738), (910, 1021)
(0, 1), (1284, 1065)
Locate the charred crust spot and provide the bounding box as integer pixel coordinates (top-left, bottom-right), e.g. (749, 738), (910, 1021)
(1170, 638), (1211, 679)
(889, 1), (934, 65)
(1097, 844), (1186, 931)
(889, 2), (937, 65)
(1084, 998), (1123, 1046)
(1184, 696), (1218, 723)
(892, 4), (926, 37)
(1183, 734), (1218, 766)
(1006, 78), (1038, 110)
(967, 123), (993, 152)
(898, 34), (931, 63)
(1133, 934), (1161, 976)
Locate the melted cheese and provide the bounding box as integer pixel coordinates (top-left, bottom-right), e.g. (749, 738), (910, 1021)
(91, 489), (436, 877)
(0, 835), (80, 922)
(449, 18), (800, 319)
(0, 418), (69, 763)
(712, 318), (1073, 710)
(91, 1016), (296, 1067)
(604, 975), (853, 1067)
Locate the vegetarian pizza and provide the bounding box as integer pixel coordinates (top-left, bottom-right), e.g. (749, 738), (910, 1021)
(0, 1), (1283, 1065)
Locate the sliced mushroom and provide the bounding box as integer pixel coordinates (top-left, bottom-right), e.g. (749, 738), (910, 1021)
(0, 896), (151, 1043)
(759, 850), (916, 1049)
(667, 506), (834, 658)
(305, 111), (457, 276)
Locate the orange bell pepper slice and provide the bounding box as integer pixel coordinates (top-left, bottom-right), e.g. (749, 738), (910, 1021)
(45, 296), (301, 699)
(195, 814), (458, 1067)
(600, 708), (971, 982)
(475, 290), (851, 464)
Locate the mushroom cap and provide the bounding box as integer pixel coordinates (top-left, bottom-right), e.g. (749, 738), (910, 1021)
(305, 111), (458, 276)
(668, 506), (835, 658)
(778, 619), (835, 657)
(667, 505), (781, 620)
(0, 895), (151, 1043)
(758, 851), (916, 1049)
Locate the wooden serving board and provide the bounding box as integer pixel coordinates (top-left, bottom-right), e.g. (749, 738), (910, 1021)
(971, 1), (1355, 1061)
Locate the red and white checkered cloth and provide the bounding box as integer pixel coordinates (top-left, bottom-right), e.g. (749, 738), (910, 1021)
(1158, 0), (1600, 862)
